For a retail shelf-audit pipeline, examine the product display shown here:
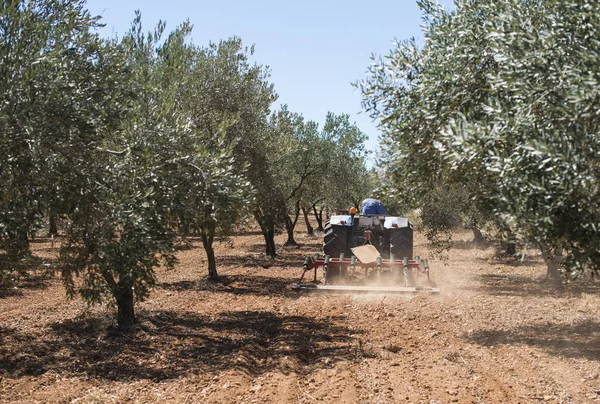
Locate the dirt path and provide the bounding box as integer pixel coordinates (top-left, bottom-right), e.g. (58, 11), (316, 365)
(1, 230), (600, 403)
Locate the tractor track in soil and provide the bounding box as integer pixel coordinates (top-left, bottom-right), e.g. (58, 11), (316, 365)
(1, 229), (600, 403)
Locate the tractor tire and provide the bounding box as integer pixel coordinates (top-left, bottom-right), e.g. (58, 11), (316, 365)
(323, 220), (334, 245)
(388, 227), (414, 261)
(323, 223), (349, 259)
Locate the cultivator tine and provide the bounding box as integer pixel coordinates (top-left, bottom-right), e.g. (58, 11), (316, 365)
(312, 254), (320, 282)
(298, 256), (311, 283)
(423, 258), (431, 285)
(413, 255), (420, 284)
(292, 253), (440, 294)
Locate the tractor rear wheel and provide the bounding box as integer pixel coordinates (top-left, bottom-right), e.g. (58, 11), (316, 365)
(388, 227), (414, 261)
(323, 222), (349, 258)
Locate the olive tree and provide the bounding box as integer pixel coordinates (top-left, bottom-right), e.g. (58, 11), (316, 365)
(60, 13), (254, 328)
(178, 36), (282, 257)
(360, 0), (499, 245)
(0, 0), (124, 285)
(153, 25), (255, 280)
(441, 0), (600, 276)
(360, 0), (600, 277)
(269, 108), (370, 244)
(319, 113), (371, 213)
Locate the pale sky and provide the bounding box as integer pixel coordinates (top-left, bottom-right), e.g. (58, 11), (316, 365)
(85, 0), (454, 163)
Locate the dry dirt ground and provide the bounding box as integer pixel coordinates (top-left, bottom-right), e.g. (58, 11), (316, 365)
(2, 228), (600, 403)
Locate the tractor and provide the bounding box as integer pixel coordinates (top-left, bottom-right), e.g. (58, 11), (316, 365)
(323, 211), (413, 262)
(292, 208), (438, 294)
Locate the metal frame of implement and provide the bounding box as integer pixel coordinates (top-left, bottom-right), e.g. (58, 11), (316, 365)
(292, 254), (440, 294)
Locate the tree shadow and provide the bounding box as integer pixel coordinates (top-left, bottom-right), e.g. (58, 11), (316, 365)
(29, 236), (58, 244)
(0, 325), (47, 375)
(491, 257), (541, 267)
(159, 274), (299, 298)
(0, 288), (22, 298)
(0, 273), (53, 299)
(215, 254), (306, 270)
(460, 273), (600, 297)
(451, 239), (492, 250)
(242, 241), (322, 255)
(466, 320), (600, 361)
(0, 310), (358, 382)
(233, 230), (264, 236)
(473, 255), (542, 267)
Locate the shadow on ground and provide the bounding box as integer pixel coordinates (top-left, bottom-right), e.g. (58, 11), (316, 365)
(0, 273), (53, 299)
(242, 242), (322, 255)
(0, 310), (358, 381)
(451, 240), (492, 251)
(159, 274), (299, 298)
(214, 254), (305, 270)
(460, 273), (600, 298)
(466, 319), (600, 361)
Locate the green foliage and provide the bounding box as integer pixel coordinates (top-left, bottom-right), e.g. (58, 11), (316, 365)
(0, 0), (123, 285)
(0, 5), (257, 325)
(0, 1), (371, 327)
(361, 0), (600, 274)
(442, 0), (600, 273)
(59, 13), (186, 325)
(320, 112), (371, 212)
(177, 35), (281, 255)
(268, 107), (371, 243)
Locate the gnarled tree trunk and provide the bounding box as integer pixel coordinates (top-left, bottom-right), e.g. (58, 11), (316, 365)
(116, 285), (135, 329)
(103, 272), (135, 330)
(254, 211), (276, 257)
(284, 201), (301, 246)
(263, 226), (276, 257)
(313, 204), (324, 232)
(302, 206), (313, 235)
(539, 242), (563, 280)
(472, 226), (484, 244)
(201, 229), (218, 281)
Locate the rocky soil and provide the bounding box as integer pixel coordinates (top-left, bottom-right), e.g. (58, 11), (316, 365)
(1, 229), (600, 403)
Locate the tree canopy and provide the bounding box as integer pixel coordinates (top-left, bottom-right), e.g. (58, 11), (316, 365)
(360, 0), (600, 276)
(0, 0), (371, 328)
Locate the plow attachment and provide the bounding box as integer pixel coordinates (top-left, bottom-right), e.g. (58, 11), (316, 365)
(292, 254), (440, 294)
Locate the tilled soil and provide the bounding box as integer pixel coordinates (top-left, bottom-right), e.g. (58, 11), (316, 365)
(1, 229), (600, 403)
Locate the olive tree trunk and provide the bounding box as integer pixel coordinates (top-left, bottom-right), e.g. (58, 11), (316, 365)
(262, 226), (276, 257)
(116, 285), (135, 329)
(505, 230), (517, 255)
(312, 204), (324, 232)
(49, 211), (58, 236)
(472, 226), (484, 244)
(284, 201), (301, 246)
(539, 242), (563, 280)
(201, 226), (218, 281)
(302, 206), (313, 235)
(254, 211), (277, 257)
